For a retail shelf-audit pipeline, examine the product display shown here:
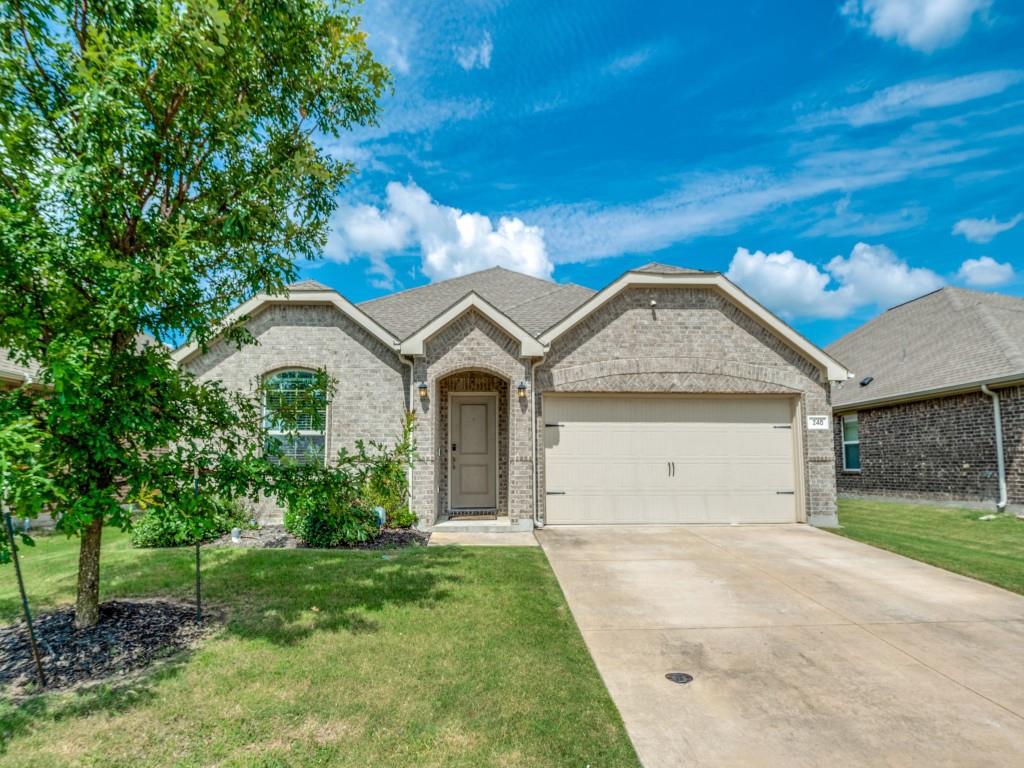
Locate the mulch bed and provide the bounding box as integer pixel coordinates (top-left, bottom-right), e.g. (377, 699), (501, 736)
(208, 524), (430, 550)
(0, 599), (211, 696)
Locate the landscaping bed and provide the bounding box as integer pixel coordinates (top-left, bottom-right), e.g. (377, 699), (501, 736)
(207, 524), (429, 550)
(0, 599), (210, 696)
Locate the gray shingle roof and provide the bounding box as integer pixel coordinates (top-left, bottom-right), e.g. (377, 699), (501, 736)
(827, 287), (1024, 409)
(357, 267), (596, 339)
(288, 279), (333, 291)
(632, 262), (707, 274)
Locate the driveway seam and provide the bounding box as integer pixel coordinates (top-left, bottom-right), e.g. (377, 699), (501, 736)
(685, 527), (1024, 722)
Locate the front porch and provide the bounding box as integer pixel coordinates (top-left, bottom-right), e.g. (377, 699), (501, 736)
(434, 369), (511, 524)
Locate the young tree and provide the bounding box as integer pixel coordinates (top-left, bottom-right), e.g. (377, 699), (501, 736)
(0, 0), (389, 627)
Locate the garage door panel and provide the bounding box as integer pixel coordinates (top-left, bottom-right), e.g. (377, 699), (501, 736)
(544, 395), (798, 525)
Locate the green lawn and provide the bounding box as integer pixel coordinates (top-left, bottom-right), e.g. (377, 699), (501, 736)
(830, 497), (1024, 595)
(0, 531), (638, 767)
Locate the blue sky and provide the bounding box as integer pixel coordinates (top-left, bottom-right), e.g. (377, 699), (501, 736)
(301, 0), (1023, 346)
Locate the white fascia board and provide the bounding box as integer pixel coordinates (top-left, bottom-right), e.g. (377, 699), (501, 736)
(399, 292), (546, 357)
(539, 272), (849, 382)
(171, 289), (400, 365)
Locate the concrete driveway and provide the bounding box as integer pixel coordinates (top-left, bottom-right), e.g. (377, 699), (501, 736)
(537, 524), (1024, 768)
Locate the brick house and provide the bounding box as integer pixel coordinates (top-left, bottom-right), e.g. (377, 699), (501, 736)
(173, 263), (849, 530)
(827, 287), (1024, 513)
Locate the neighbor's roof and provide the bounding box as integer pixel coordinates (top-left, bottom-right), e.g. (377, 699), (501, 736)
(828, 287), (1024, 410)
(357, 266), (595, 338)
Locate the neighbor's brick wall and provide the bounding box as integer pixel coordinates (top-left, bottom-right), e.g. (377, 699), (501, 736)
(537, 285), (838, 523)
(834, 385), (1024, 506)
(1005, 386), (1024, 505)
(436, 371), (510, 517)
(409, 309), (532, 527)
(184, 303), (409, 521)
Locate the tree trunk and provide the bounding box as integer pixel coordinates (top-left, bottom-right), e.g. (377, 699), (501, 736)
(74, 516), (104, 629)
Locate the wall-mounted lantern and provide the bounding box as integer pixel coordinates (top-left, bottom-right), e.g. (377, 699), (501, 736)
(517, 381), (528, 399)
(417, 381), (428, 399)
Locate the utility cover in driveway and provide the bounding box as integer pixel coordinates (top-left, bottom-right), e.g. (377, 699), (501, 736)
(543, 395), (798, 524)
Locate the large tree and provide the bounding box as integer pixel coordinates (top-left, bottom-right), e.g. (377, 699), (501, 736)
(0, 0), (389, 626)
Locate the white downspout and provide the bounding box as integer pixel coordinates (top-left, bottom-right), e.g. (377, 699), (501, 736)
(531, 355), (546, 528)
(401, 355), (417, 522)
(981, 384), (1008, 512)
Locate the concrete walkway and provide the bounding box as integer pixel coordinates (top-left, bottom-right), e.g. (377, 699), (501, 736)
(537, 524), (1024, 768)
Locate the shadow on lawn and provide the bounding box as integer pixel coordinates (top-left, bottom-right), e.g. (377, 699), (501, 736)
(204, 546), (468, 644)
(116, 545), (467, 645)
(1, 545), (472, 750)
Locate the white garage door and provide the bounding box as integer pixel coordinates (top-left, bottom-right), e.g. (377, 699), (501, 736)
(544, 395), (799, 524)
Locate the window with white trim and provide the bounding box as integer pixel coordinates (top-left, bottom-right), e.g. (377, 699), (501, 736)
(263, 370), (327, 465)
(842, 414), (860, 471)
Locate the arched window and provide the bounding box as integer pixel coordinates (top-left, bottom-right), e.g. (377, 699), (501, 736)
(263, 370), (327, 465)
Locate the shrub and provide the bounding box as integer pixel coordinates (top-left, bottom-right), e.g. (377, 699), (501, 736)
(131, 495), (252, 548)
(280, 460), (381, 547)
(283, 494), (381, 548)
(278, 413), (418, 545)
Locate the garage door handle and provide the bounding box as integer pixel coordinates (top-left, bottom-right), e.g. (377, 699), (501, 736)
(546, 491), (566, 496)
(776, 491), (795, 495)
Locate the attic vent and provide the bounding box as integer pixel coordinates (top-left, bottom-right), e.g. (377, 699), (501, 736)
(859, 376), (874, 387)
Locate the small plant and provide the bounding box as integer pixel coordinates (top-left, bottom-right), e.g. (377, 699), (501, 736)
(130, 495), (253, 548)
(359, 412), (417, 528)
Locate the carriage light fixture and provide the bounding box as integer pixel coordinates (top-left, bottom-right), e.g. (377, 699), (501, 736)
(417, 381), (428, 399)
(517, 381), (528, 399)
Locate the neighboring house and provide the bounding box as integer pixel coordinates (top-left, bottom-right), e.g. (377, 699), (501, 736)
(173, 264), (849, 529)
(828, 287), (1024, 513)
(0, 353), (36, 390)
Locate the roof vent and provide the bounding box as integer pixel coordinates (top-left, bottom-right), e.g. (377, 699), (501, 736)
(859, 376), (874, 387)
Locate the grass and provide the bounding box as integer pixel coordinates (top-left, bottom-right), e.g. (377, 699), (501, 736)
(829, 497), (1024, 595)
(0, 530), (639, 767)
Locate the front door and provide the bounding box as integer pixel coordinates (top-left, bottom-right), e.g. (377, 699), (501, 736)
(450, 394), (497, 509)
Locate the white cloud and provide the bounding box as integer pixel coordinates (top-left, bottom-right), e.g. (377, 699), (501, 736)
(841, 0), (991, 52)
(802, 195), (927, 237)
(528, 136), (984, 264)
(455, 32), (493, 71)
(957, 256), (1016, 286)
(725, 242), (945, 319)
(952, 212), (1024, 243)
(799, 70), (1023, 128)
(326, 181), (553, 282)
(604, 46), (656, 75)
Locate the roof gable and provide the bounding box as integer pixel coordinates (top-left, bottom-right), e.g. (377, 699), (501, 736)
(828, 287), (1024, 409)
(172, 286), (400, 365)
(540, 268), (849, 381)
(399, 292), (546, 357)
